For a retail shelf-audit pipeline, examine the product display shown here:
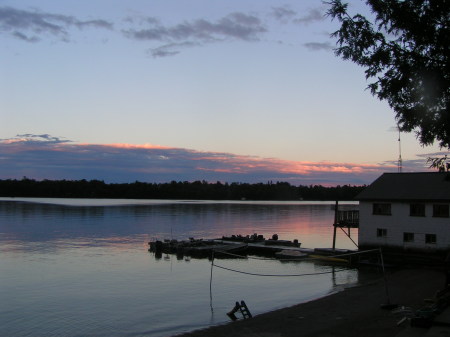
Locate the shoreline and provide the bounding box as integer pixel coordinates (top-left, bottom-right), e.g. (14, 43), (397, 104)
(176, 268), (445, 337)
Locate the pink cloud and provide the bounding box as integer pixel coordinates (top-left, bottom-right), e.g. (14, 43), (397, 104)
(89, 143), (172, 150)
(193, 154), (389, 176)
(0, 134), (431, 185)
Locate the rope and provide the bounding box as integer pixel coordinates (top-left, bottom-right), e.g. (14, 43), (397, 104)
(214, 250), (270, 260)
(212, 262), (349, 277)
(215, 249), (312, 261)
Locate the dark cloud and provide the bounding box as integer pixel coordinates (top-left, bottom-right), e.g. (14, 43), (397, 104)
(381, 158), (429, 172)
(417, 151), (450, 158)
(149, 48), (180, 58)
(11, 30), (39, 42)
(294, 8), (324, 24)
(380, 151), (450, 172)
(271, 6), (325, 26)
(148, 41), (200, 58)
(76, 19), (113, 30)
(271, 6), (297, 23)
(123, 12), (266, 44)
(1, 5), (327, 57)
(122, 12), (266, 57)
(122, 12), (267, 57)
(0, 135), (394, 185)
(0, 6), (113, 42)
(303, 41), (333, 51)
(123, 16), (160, 26)
(4, 134), (71, 144)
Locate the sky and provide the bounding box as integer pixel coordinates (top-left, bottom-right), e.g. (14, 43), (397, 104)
(0, 0), (447, 186)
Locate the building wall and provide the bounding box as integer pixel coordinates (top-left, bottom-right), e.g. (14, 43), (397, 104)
(359, 201), (450, 252)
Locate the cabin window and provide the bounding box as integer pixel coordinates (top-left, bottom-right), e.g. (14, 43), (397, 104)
(373, 203), (391, 215)
(433, 204), (449, 218)
(403, 232), (414, 243)
(425, 234), (437, 244)
(410, 203), (425, 217)
(376, 228), (387, 238)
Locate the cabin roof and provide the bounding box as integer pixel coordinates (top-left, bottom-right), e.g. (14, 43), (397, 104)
(356, 172), (450, 202)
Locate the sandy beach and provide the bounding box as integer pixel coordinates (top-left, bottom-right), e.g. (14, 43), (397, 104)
(176, 268), (445, 337)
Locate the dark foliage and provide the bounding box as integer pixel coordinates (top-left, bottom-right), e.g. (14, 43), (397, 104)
(0, 178), (366, 201)
(427, 154), (450, 172)
(327, 0), (450, 148)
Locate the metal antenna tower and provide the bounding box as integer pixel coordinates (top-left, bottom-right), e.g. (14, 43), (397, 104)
(397, 125), (402, 173)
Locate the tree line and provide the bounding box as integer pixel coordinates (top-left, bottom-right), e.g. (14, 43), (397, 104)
(0, 178), (366, 201)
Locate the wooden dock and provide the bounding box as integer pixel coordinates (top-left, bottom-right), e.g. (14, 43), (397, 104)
(148, 234), (358, 263)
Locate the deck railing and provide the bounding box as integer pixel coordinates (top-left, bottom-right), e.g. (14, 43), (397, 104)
(337, 210), (359, 226)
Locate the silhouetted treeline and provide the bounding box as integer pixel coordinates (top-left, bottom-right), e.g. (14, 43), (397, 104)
(0, 178), (366, 201)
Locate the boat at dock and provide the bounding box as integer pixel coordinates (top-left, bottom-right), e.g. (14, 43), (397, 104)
(308, 254), (349, 264)
(275, 249), (309, 259)
(309, 248), (357, 264)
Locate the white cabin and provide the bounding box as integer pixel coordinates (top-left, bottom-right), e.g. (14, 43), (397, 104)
(356, 172), (450, 253)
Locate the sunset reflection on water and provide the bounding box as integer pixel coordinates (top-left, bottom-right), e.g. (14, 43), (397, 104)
(0, 199), (364, 337)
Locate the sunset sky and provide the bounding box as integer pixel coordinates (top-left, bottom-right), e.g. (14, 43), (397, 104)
(0, 0), (446, 185)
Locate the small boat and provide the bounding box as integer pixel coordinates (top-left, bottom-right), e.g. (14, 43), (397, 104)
(309, 248), (355, 263)
(275, 249), (309, 259)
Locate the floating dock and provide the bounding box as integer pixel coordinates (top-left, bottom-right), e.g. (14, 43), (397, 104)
(148, 233), (358, 263)
(148, 233), (301, 258)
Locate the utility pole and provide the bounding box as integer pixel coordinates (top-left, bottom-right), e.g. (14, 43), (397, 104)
(398, 126), (402, 173)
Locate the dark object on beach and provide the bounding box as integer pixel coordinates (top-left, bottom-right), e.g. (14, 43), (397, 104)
(411, 286), (450, 328)
(411, 307), (436, 328)
(380, 303), (398, 310)
(226, 300), (252, 321)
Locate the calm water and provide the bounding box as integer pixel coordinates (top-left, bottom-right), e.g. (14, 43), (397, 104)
(0, 198), (370, 337)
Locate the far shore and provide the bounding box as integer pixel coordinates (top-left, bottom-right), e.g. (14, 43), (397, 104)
(175, 268), (445, 337)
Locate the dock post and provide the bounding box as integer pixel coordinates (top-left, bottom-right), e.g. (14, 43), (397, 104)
(332, 200), (338, 251)
(209, 251), (214, 312)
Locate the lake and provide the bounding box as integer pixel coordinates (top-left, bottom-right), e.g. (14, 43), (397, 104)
(0, 198), (374, 337)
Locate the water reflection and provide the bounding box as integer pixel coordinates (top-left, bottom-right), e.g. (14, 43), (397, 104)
(0, 199), (364, 337)
(0, 199), (358, 251)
